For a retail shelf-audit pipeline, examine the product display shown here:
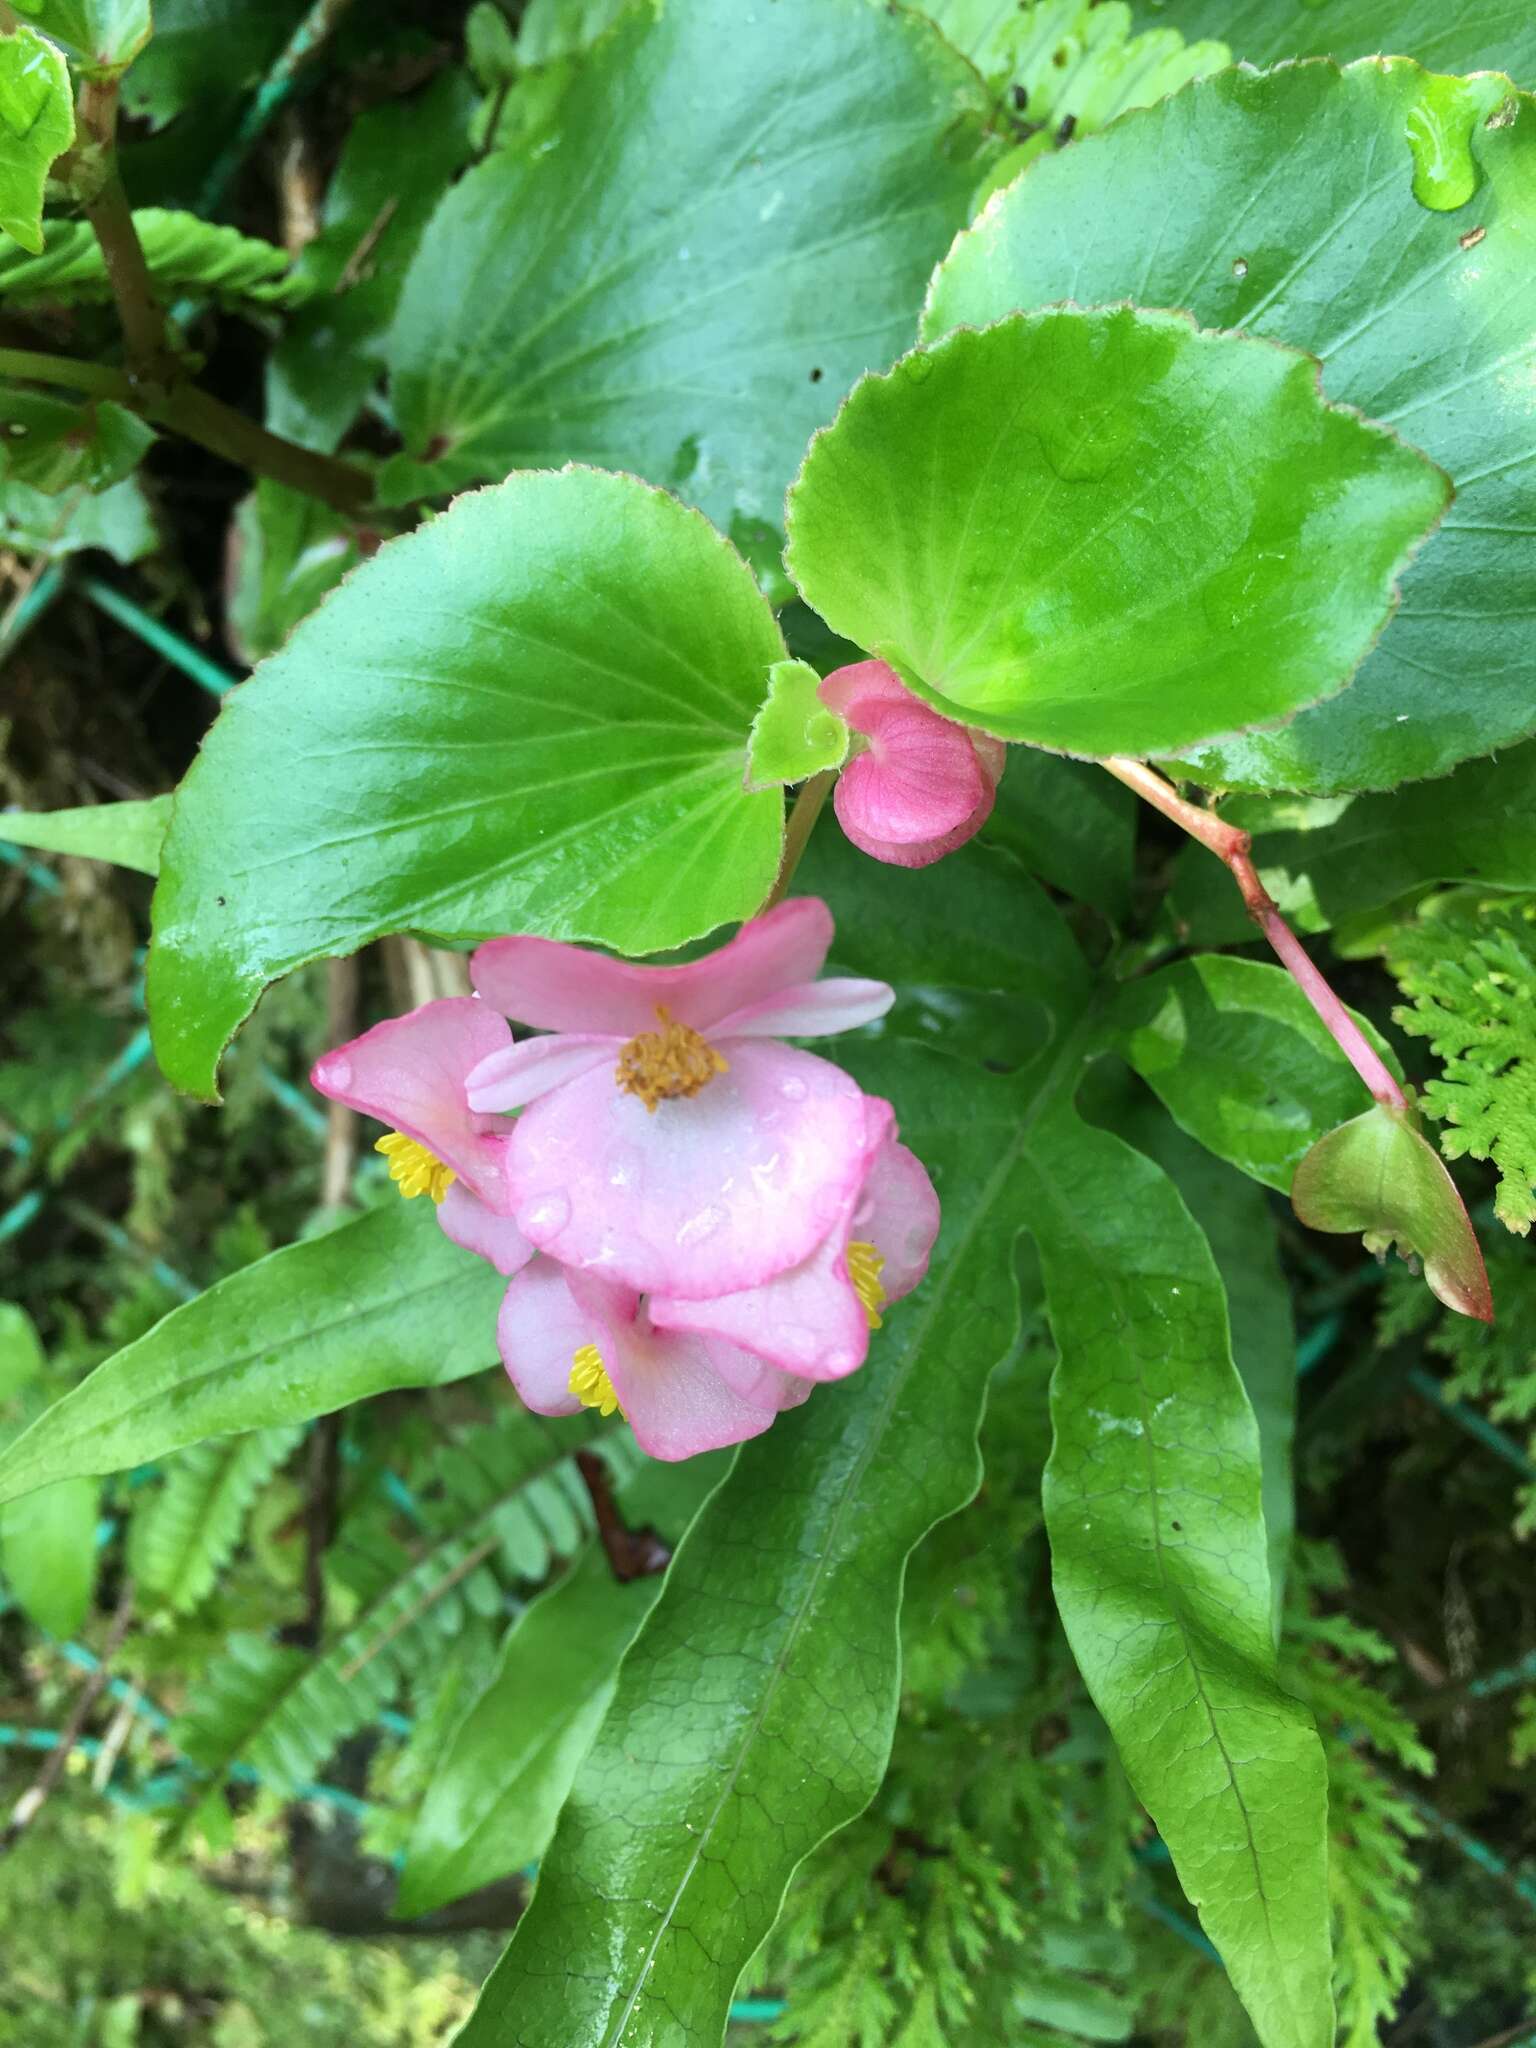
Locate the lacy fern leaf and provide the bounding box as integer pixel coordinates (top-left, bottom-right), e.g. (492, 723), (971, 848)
(130, 1425), (303, 1615)
(1387, 893), (1536, 1233)
(172, 1410), (624, 1797)
(0, 212), (314, 312)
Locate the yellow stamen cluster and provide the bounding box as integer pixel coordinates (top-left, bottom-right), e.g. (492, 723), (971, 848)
(845, 1240), (886, 1329)
(615, 1005), (729, 1113)
(569, 1344), (623, 1417)
(375, 1130), (457, 1204)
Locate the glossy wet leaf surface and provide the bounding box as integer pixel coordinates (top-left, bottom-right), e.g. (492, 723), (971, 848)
(786, 308), (1447, 757)
(1150, 0), (1536, 82)
(148, 468), (785, 1098)
(380, 0), (994, 524)
(926, 59), (1536, 792)
(0, 1201), (505, 1503)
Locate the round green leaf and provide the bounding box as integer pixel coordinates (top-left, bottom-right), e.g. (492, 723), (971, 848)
(784, 308), (1447, 757)
(1147, 0), (1536, 82)
(148, 467), (784, 1099)
(12, 0), (150, 71)
(924, 59), (1536, 791)
(378, 0), (995, 524)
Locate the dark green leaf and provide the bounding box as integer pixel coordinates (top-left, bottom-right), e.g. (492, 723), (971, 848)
(0, 795), (169, 875)
(379, 0), (995, 521)
(984, 748), (1136, 920)
(122, 0), (306, 127)
(1170, 742), (1536, 946)
(266, 71), (476, 452)
(12, 0), (150, 69)
(785, 310), (1448, 755)
(0, 390), (155, 494)
(226, 481), (359, 665)
(0, 471), (156, 559)
(0, 25), (74, 254)
(0, 1201), (506, 1504)
(1101, 954), (1401, 1191)
(925, 59), (1536, 791)
(148, 467), (785, 1099)
(1034, 1109), (1333, 2048)
(1151, 0), (1536, 81)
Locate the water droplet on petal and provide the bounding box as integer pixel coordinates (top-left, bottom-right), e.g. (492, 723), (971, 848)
(324, 1057), (351, 1090)
(779, 1075), (808, 1102)
(676, 1203), (726, 1248)
(824, 1347), (858, 1376)
(523, 1193), (571, 1240)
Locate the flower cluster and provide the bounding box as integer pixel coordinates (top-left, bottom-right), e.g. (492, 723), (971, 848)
(312, 900), (940, 1460)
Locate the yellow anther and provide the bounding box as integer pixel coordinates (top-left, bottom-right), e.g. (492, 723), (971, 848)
(845, 1240), (886, 1329)
(375, 1130), (457, 1205)
(569, 1344), (623, 1418)
(615, 1005), (728, 1113)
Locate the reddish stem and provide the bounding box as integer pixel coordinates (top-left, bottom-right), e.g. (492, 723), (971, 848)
(1103, 755), (1407, 1111)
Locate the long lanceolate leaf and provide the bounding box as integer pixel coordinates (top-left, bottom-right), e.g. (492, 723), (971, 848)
(1030, 1110), (1334, 2048)
(174, 1411), (625, 1796)
(0, 1202), (506, 1505)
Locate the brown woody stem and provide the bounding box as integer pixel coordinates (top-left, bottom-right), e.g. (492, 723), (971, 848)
(1104, 754), (1407, 1111)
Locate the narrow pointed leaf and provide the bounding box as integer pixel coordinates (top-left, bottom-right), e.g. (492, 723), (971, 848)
(1, 795), (169, 876)
(0, 1202), (505, 1505)
(1033, 1110), (1334, 2048)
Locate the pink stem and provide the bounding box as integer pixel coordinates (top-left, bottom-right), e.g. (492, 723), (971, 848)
(1102, 756), (1407, 1112)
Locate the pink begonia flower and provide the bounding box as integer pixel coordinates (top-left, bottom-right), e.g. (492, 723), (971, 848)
(310, 997), (535, 1277)
(495, 1103), (938, 1459)
(311, 901), (942, 1461)
(465, 899), (896, 1299)
(819, 659), (1006, 868)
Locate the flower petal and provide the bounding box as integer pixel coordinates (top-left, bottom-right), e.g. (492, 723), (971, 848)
(709, 977), (894, 1041)
(437, 1184), (537, 1277)
(650, 1100), (897, 1381)
(465, 1033), (619, 1114)
(470, 899), (834, 1036)
(508, 1039), (870, 1297)
(310, 997), (514, 1208)
(854, 1136), (941, 1304)
(570, 1274), (790, 1461)
(497, 1259), (638, 1417)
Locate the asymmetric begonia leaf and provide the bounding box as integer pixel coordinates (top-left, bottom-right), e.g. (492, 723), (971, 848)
(1151, 0), (1536, 82)
(0, 390), (155, 495)
(744, 658), (849, 791)
(379, 0), (995, 523)
(148, 467), (786, 1100)
(0, 794), (168, 875)
(12, 0), (150, 70)
(121, 0), (305, 126)
(1169, 742), (1536, 947)
(0, 1201), (505, 1505)
(1034, 1109), (1334, 2048)
(924, 59), (1536, 792)
(0, 470), (155, 557)
(785, 309), (1447, 757)
(0, 24), (74, 255)
(1102, 954), (1402, 1191)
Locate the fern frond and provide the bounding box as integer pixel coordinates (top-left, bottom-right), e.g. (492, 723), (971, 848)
(130, 1425), (303, 1615)
(0, 212), (314, 312)
(172, 1409), (625, 1797)
(1387, 892), (1536, 1234)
